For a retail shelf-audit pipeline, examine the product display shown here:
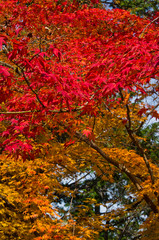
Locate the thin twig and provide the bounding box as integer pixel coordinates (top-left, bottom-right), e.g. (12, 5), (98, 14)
(135, 102), (159, 132)
(125, 125), (155, 185)
(21, 69), (46, 108)
(119, 88), (131, 129)
(139, 16), (159, 37)
(118, 215), (134, 240)
(67, 171), (92, 187)
(0, 60), (15, 70)
(0, 95), (95, 114)
(0, 111), (32, 114)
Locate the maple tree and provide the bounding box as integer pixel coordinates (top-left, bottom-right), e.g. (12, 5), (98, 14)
(0, 0), (159, 239)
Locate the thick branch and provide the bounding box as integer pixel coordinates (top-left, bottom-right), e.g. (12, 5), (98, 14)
(75, 131), (158, 213)
(75, 131), (141, 190)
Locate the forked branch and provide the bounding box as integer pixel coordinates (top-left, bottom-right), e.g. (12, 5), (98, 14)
(75, 131), (158, 213)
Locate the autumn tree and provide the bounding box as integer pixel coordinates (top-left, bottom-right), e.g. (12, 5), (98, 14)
(0, 0), (159, 239)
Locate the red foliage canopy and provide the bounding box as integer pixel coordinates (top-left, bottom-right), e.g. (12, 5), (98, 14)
(0, 0), (158, 158)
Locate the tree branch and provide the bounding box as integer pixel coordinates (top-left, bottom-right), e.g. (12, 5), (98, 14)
(125, 125), (155, 184)
(0, 60), (15, 70)
(75, 131), (158, 213)
(21, 69), (46, 108)
(139, 16), (159, 37)
(0, 110), (32, 114)
(119, 89), (155, 184)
